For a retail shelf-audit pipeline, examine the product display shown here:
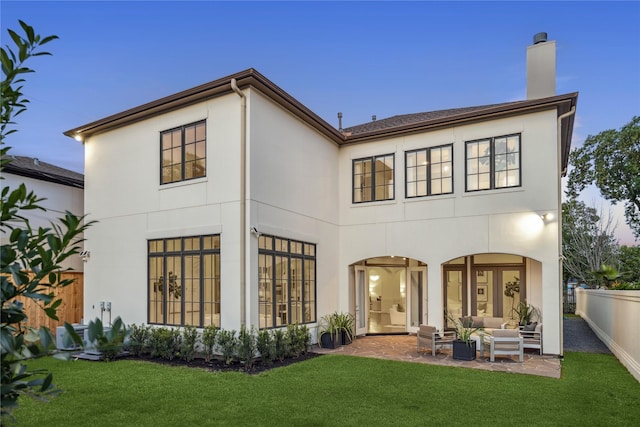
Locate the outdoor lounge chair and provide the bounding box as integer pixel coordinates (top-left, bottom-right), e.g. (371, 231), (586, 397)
(417, 325), (455, 356)
(520, 323), (543, 355)
(489, 329), (524, 362)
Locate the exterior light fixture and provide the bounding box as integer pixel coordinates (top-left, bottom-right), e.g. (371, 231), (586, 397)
(540, 213), (553, 221)
(74, 134), (83, 142)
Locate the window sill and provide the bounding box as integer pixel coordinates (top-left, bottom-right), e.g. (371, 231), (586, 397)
(462, 186), (524, 197)
(159, 177), (207, 190)
(351, 199), (397, 208)
(404, 193), (456, 203)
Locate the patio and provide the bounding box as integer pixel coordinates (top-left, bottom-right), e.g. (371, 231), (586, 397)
(310, 334), (561, 378)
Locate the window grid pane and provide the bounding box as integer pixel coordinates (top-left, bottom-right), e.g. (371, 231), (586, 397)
(405, 145), (453, 198)
(466, 135), (520, 192)
(160, 121), (206, 184)
(147, 235), (220, 327)
(258, 235), (317, 329)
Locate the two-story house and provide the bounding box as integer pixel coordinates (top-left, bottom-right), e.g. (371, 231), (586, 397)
(65, 34), (576, 355)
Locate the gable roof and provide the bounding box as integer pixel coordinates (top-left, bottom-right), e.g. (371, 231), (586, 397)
(64, 68), (577, 175)
(2, 155), (84, 189)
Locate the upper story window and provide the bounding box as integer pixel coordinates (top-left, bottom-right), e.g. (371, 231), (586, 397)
(406, 144), (453, 198)
(161, 120), (206, 184)
(353, 154), (395, 203)
(465, 134), (521, 192)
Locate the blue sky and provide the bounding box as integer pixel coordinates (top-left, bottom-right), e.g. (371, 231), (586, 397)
(2, 1), (639, 244)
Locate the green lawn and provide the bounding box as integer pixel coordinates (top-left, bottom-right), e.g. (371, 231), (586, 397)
(14, 352), (639, 426)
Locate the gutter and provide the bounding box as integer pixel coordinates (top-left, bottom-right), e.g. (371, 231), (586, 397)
(231, 78), (247, 327)
(557, 105), (576, 357)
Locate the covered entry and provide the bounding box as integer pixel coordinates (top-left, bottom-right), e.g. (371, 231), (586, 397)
(350, 257), (427, 335)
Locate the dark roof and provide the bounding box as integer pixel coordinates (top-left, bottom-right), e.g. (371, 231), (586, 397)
(2, 155), (84, 189)
(64, 68), (577, 176)
(343, 103), (523, 135)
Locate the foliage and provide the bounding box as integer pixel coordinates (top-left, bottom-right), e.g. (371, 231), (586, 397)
(200, 324), (218, 363)
(179, 326), (198, 362)
(330, 312), (355, 343)
(591, 264), (622, 289)
(562, 200), (620, 286)
(272, 328), (289, 361)
(237, 325), (257, 370)
(256, 328), (276, 365)
(216, 329), (237, 365)
(317, 313), (341, 347)
(567, 116), (640, 238)
(503, 277), (520, 317)
(126, 324), (151, 357)
(513, 301), (539, 326)
(286, 324), (311, 357)
(618, 245), (640, 283)
(447, 313), (481, 344)
(610, 281), (640, 290)
(84, 317), (128, 361)
(147, 327), (181, 360)
(1, 20), (95, 422)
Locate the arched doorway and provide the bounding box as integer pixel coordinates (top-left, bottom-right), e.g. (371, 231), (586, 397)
(350, 256), (427, 335)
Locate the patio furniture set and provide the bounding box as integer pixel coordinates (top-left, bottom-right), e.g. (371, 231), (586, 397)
(416, 320), (543, 362)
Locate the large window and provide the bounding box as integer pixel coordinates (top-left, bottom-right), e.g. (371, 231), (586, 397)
(148, 235), (220, 327)
(406, 144), (453, 198)
(258, 235), (316, 329)
(465, 134), (521, 191)
(353, 154), (394, 203)
(161, 120), (206, 184)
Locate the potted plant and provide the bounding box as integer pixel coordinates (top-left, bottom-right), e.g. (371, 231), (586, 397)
(317, 314), (341, 349)
(448, 314), (481, 361)
(503, 277), (520, 319)
(513, 301), (539, 327)
(332, 312), (355, 345)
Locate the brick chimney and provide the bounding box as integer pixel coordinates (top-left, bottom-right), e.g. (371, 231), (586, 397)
(526, 32), (556, 99)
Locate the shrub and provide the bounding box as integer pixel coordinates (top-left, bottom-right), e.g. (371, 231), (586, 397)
(256, 329), (276, 365)
(216, 329), (237, 365)
(86, 317), (128, 362)
(287, 324), (311, 357)
(201, 325), (219, 363)
(273, 328), (290, 362)
(180, 326), (198, 362)
(148, 327), (181, 360)
(237, 325), (257, 370)
(127, 324), (151, 356)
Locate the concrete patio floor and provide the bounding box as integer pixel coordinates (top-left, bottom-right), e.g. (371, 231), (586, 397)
(310, 334), (562, 378)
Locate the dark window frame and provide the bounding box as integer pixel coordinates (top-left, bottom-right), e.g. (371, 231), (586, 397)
(258, 235), (317, 329)
(160, 120), (207, 185)
(465, 134), (521, 192)
(405, 144), (454, 198)
(352, 153), (395, 203)
(147, 234), (220, 327)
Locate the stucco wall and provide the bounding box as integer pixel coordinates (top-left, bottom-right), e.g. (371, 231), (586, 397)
(1, 172), (84, 271)
(576, 289), (640, 382)
(337, 109), (562, 353)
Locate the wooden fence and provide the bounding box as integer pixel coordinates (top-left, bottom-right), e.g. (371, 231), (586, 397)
(14, 272), (84, 334)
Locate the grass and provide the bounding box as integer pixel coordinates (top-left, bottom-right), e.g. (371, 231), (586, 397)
(14, 352), (640, 426)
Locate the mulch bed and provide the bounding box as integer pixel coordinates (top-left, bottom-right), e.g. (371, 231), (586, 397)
(116, 352), (324, 375)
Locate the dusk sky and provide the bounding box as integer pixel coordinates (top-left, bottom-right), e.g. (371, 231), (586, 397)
(2, 1), (639, 244)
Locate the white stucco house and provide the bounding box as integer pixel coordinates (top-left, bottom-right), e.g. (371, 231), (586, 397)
(65, 34), (577, 355)
(1, 155), (85, 272)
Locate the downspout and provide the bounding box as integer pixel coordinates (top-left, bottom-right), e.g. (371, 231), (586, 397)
(556, 105), (575, 357)
(231, 78), (247, 327)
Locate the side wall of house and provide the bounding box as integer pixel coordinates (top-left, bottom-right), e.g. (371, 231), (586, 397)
(248, 90), (340, 330)
(337, 109), (563, 354)
(83, 93), (243, 327)
(1, 173), (84, 272)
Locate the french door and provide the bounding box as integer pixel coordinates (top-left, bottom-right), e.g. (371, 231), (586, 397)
(471, 267), (524, 318)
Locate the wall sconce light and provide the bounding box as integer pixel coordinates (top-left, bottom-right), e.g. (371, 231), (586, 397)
(369, 274), (380, 282)
(250, 226), (261, 237)
(80, 250), (90, 262)
(540, 213), (553, 221)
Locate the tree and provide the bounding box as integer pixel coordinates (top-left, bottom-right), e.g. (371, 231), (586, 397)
(1, 21), (91, 422)
(567, 116), (640, 238)
(618, 245), (640, 283)
(562, 199), (619, 286)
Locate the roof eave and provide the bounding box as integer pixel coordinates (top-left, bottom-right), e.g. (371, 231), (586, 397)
(64, 69), (344, 144)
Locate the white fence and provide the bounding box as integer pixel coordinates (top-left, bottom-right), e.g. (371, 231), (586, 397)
(575, 288), (640, 382)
